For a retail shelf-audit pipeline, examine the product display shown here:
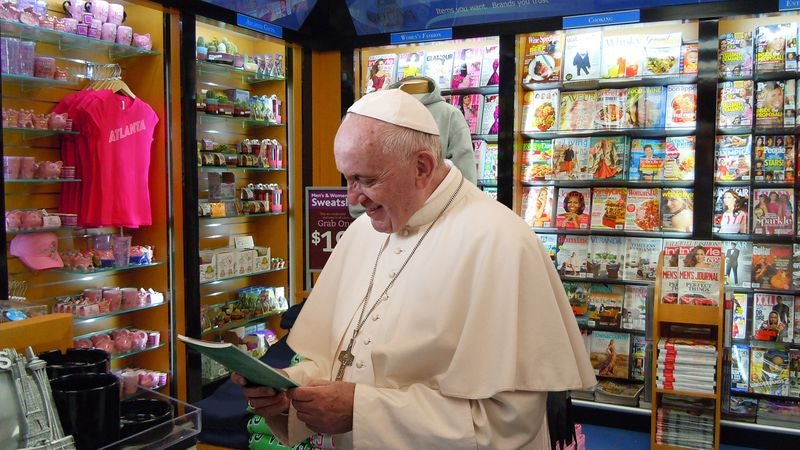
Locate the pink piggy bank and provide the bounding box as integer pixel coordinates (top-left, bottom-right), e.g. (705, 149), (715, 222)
(5, 210), (22, 231)
(73, 338), (94, 348)
(17, 109), (33, 128)
(48, 112), (68, 130)
(2, 108), (19, 127)
(20, 210), (43, 230)
(132, 32), (151, 50)
(35, 161), (63, 179)
(91, 333), (111, 346)
(112, 328), (131, 340)
(114, 335), (132, 353)
(95, 339), (115, 354)
(71, 253), (94, 271)
(130, 330), (148, 350)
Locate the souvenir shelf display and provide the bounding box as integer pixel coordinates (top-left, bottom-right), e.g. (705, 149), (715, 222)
(187, 17), (294, 400)
(1, 0), (175, 406)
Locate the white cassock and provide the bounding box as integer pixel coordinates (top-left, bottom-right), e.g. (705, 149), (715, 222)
(275, 163), (596, 449)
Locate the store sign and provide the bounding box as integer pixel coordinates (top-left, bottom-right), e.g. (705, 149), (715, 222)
(563, 10), (640, 29)
(391, 28), (453, 44)
(305, 188), (354, 272)
(236, 13), (283, 38)
(779, 0), (800, 11)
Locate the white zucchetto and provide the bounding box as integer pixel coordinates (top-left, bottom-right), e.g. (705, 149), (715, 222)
(347, 89), (441, 136)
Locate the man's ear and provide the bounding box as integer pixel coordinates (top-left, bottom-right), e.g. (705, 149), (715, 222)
(414, 150), (436, 188)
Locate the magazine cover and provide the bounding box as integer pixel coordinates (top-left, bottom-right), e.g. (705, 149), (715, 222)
(785, 79), (796, 127)
(601, 34), (644, 79)
(665, 84), (697, 128)
(564, 281), (592, 326)
(623, 237), (663, 281)
(794, 244), (800, 291)
(786, 135), (795, 183)
(590, 187), (627, 230)
(563, 30), (602, 81)
(661, 239), (682, 304)
(538, 233), (558, 266)
(555, 187), (591, 230)
(626, 188), (662, 232)
(677, 240), (723, 306)
(680, 42), (699, 74)
(785, 24), (798, 71)
(521, 88), (559, 132)
(558, 90), (598, 131)
(423, 50), (455, 89)
(588, 235), (625, 279)
(644, 33), (682, 76)
(719, 32), (753, 77)
(480, 94), (499, 135)
(364, 53), (397, 94)
(755, 24), (788, 71)
(397, 51), (425, 79)
(715, 134), (752, 181)
(752, 188), (794, 235)
(519, 139), (554, 182)
(731, 344), (750, 392)
(479, 44), (499, 86)
(628, 139), (666, 181)
(552, 137), (591, 180)
(595, 88), (627, 130)
(724, 241), (753, 288)
(750, 347), (790, 395)
(471, 139), (486, 178)
(521, 186), (555, 228)
(622, 285), (648, 331)
(556, 234), (590, 277)
(642, 86), (667, 128)
(790, 349), (800, 397)
(588, 284), (626, 328)
(478, 142), (498, 182)
(663, 136), (696, 181)
(661, 188), (694, 232)
(752, 293), (794, 343)
(717, 80), (754, 128)
(451, 94), (482, 134)
(631, 335), (647, 381)
(522, 31), (563, 83)
(754, 135), (790, 181)
(588, 136), (627, 180)
(755, 80), (786, 128)
(451, 47), (483, 89)
(751, 242), (793, 290)
(731, 292), (749, 339)
(713, 186), (750, 234)
(590, 330), (630, 379)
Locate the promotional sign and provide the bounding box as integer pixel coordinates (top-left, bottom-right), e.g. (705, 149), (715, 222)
(563, 10), (640, 29)
(203, 0), (317, 31)
(780, 0), (800, 11)
(236, 13), (283, 38)
(305, 188), (354, 273)
(391, 28), (453, 44)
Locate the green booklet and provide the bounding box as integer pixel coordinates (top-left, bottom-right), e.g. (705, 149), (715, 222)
(178, 334), (299, 390)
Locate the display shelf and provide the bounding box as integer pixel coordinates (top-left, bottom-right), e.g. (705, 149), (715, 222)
(0, 19), (160, 60)
(573, 398), (652, 416)
(657, 304), (721, 326)
(6, 226), (77, 235)
(724, 286), (800, 295)
(533, 228), (693, 239)
(719, 69), (797, 83)
(717, 125), (797, 136)
(522, 127), (695, 139)
(559, 275), (653, 286)
(199, 267), (287, 285)
(1, 73), (77, 90)
(199, 166), (287, 173)
(196, 59), (285, 84)
(199, 211), (287, 220)
(472, 133), (498, 142)
(441, 85), (500, 96)
(72, 301), (168, 324)
(59, 261), (166, 276)
(655, 388), (718, 399)
(197, 112), (284, 128)
(721, 419), (800, 435)
(521, 180), (695, 188)
(2, 127), (79, 139)
(110, 343), (166, 361)
(712, 233), (797, 243)
(524, 73), (698, 91)
(201, 309), (286, 336)
(4, 178), (81, 183)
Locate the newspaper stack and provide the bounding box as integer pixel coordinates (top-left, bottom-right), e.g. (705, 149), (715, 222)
(655, 394), (716, 449)
(656, 337), (717, 394)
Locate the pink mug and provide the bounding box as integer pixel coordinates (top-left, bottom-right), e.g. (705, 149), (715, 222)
(115, 25), (132, 46)
(107, 2), (125, 25)
(86, 0), (109, 23)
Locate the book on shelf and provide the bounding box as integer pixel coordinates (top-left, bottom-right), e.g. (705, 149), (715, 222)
(630, 335), (647, 381)
(752, 188), (794, 236)
(680, 43), (699, 74)
(555, 187), (591, 230)
(588, 283), (625, 328)
(717, 80), (754, 128)
(423, 50), (455, 90)
(661, 188), (694, 233)
(521, 186), (555, 228)
(714, 134), (752, 181)
(556, 234), (590, 277)
(558, 90), (597, 131)
(564, 281), (591, 326)
(522, 31), (563, 84)
(626, 188), (662, 232)
(751, 242), (793, 290)
(588, 136), (627, 180)
(590, 330), (630, 379)
(451, 47), (483, 89)
(658, 337), (718, 354)
(480, 94), (499, 135)
(590, 187), (627, 231)
(522, 88), (559, 132)
(750, 346), (790, 396)
(364, 53), (397, 94)
(663, 136), (696, 181)
(655, 379), (715, 394)
(622, 237), (663, 282)
(588, 235), (625, 279)
(622, 286), (648, 332)
(755, 80), (787, 128)
(563, 30), (602, 81)
(396, 51), (425, 79)
(519, 139), (554, 182)
(595, 379), (643, 406)
(664, 84), (697, 128)
(479, 44), (499, 86)
(601, 34), (644, 79)
(713, 186), (750, 234)
(731, 344), (750, 392)
(628, 138), (665, 181)
(718, 31), (754, 77)
(751, 293), (794, 343)
(643, 33), (682, 76)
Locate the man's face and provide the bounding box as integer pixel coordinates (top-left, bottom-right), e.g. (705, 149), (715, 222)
(335, 114), (424, 233)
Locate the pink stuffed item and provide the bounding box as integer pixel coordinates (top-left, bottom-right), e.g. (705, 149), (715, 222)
(5, 210), (22, 231)
(91, 333), (111, 345)
(95, 339), (115, 354)
(3, 108), (19, 127)
(114, 335), (132, 353)
(132, 32), (152, 50)
(111, 328), (130, 340)
(33, 113), (48, 129)
(48, 112), (68, 130)
(35, 160), (63, 179)
(17, 109), (34, 128)
(20, 210), (43, 229)
(74, 338), (93, 348)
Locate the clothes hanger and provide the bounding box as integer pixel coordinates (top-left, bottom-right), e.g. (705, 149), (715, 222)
(84, 64), (136, 98)
(399, 78), (430, 95)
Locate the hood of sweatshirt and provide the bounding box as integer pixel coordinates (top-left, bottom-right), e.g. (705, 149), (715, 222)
(387, 75), (444, 107)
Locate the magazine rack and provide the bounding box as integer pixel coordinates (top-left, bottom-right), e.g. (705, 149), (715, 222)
(650, 251), (724, 450)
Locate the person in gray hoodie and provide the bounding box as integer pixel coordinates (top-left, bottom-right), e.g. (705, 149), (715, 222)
(349, 75), (478, 218)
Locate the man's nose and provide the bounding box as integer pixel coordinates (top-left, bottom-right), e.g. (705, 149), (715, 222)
(347, 184), (365, 205)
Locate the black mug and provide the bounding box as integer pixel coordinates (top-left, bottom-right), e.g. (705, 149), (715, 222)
(39, 348), (110, 380)
(51, 373), (120, 450)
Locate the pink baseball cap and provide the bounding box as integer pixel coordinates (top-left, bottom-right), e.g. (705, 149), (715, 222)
(10, 232), (64, 271)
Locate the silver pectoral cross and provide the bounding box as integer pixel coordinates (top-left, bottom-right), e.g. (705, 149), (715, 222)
(335, 338), (356, 381)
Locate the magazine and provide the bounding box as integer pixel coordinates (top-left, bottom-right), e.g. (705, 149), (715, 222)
(555, 187), (591, 230)
(471, 139), (486, 178)
(730, 292), (748, 339)
(628, 139), (666, 181)
(563, 30), (602, 81)
(626, 188), (662, 232)
(451, 47), (483, 89)
(661, 188), (694, 232)
(663, 136), (696, 181)
(664, 84), (697, 128)
(552, 137), (591, 180)
(538, 233), (558, 267)
(661, 240), (681, 303)
(590, 330), (630, 379)
(622, 237), (663, 282)
(785, 79), (796, 127)
(731, 344), (750, 392)
(451, 94), (482, 134)
(755, 24), (789, 71)
(601, 34), (644, 79)
(677, 240), (723, 307)
(750, 346), (790, 395)
(755, 80), (786, 128)
(723, 241), (753, 288)
(622, 285), (648, 331)
(588, 136), (627, 180)
(790, 349), (800, 397)
(519, 139), (554, 182)
(754, 135), (790, 182)
(558, 90), (598, 131)
(364, 53), (397, 94)
(477, 142), (498, 182)
(396, 51), (425, 79)
(718, 32), (753, 77)
(521, 186), (555, 228)
(717, 80), (754, 128)
(680, 43), (699, 74)
(588, 235), (625, 279)
(479, 44), (499, 86)
(556, 234), (590, 277)
(715, 134), (751, 181)
(641, 86), (667, 128)
(590, 187), (627, 230)
(522, 88), (559, 132)
(752, 293), (794, 343)
(588, 283), (625, 328)
(423, 50), (455, 89)
(794, 244), (800, 291)
(480, 94), (499, 135)
(564, 281), (592, 325)
(752, 188), (794, 235)
(644, 33), (682, 76)
(713, 186), (750, 234)
(751, 243), (793, 290)
(595, 88), (627, 130)
(522, 31), (563, 83)
(630, 336), (648, 381)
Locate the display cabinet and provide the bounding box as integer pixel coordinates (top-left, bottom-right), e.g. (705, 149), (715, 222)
(1, 0), (176, 395)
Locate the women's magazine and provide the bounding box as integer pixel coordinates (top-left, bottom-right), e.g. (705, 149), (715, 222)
(663, 136), (696, 181)
(588, 136), (627, 180)
(719, 32), (753, 77)
(423, 50), (455, 89)
(752, 188), (794, 235)
(590, 187), (627, 230)
(556, 187), (591, 229)
(590, 330), (630, 379)
(559, 90), (598, 131)
(563, 30), (602, 81)
(626, 188), (662, 232)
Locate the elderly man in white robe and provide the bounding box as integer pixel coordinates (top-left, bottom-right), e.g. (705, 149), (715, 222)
(233, 88), (596, 449)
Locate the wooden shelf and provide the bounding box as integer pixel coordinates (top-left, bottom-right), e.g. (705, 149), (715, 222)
(656, 304), (722, 326)
(655, 388), (717, 399)
(0, 313), (73, 353)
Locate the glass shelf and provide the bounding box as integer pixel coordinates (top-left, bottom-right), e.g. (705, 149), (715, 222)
(199, 166), (286, 173)
(201, 309), (285, 337)
(196, 60), (285, 84)
(110, 343), (165, 361)
(0, 19), (160, 61)
(200, 267), (287, 285)
(472, 134), (498, 143)
(199, 211), (287, 220)
(197, 112), (284, 128)
(522, 127), (695, 139)
(719, 69), (797, 83)
(1, 73), (77, 90)
(6, 226), (77, 235)
(2, 127), (79, 139)
(524, 73), (698, 91)
(521, 179), (694, 188)
(59, 261), (165, 276)
(441, 85), (499, 96)
(72, 301), (168, 324)
(5, 178), (81, 183)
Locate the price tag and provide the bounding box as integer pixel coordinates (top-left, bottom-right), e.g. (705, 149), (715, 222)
(305, 188), (354, 271)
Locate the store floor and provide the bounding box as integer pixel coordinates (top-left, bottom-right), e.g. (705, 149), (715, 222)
(582, 424), (756, 450)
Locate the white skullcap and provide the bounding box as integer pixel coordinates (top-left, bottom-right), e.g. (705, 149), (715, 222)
(348, 89), (440, 135)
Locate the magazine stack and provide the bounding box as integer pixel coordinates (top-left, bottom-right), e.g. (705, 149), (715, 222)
(594, 379), (644, 406)
(656, 337), (718, 394)
(756, 398), (800, 428)
(655, 394), (716, 449)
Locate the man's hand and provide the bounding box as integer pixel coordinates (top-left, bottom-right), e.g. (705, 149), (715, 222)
(289, 380), (355, 434)
(231, 372), (291, 418)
